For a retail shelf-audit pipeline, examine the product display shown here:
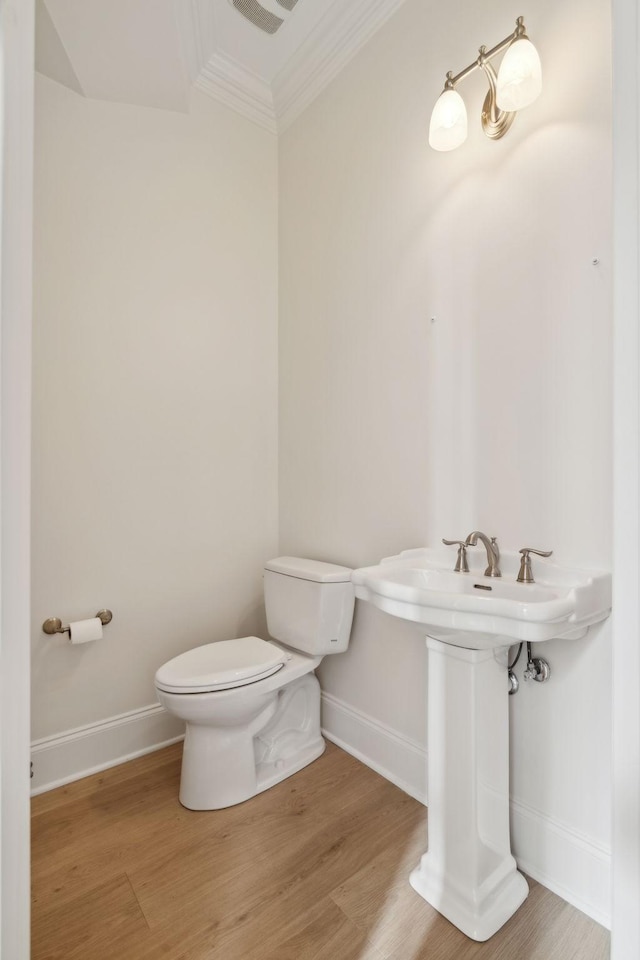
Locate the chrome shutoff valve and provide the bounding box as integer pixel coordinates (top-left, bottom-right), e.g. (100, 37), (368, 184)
(523, 643), (551, 683)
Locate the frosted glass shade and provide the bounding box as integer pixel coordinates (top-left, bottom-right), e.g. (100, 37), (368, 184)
(496, 38), (542, 112)
(429, 89), (468, 152)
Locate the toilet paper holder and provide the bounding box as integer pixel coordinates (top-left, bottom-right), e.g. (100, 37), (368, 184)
(42, 609), (113, 636)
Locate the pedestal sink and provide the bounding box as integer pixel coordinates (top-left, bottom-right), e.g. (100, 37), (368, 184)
(352, 546), (611, 941)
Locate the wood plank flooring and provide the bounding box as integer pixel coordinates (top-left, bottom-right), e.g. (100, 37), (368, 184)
(31, 742), (610, 960)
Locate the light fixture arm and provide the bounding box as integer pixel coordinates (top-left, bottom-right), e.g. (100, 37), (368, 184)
(479, 53), (500, 122)
(478, 50), (516, 140)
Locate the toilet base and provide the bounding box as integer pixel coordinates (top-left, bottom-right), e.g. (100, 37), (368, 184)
(179, 673), (324, 810)
(256, 737), (325, 796)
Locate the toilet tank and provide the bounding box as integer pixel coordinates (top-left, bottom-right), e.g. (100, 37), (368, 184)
(263, 557), (354, 656)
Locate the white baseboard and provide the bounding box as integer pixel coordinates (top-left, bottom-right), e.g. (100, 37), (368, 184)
(320, 691), (611, 929)
(510, 797), (611, 929)
(321, 691), (427, 803)
(30, 704), (185, 796)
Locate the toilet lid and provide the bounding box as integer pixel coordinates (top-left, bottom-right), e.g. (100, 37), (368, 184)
(155, 636), (289, 694)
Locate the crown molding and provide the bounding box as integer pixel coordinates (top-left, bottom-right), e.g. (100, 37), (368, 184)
(273, 0), (408, 132)
(191, 0), (408, 134)
(38, 0), (408, 133)
(195, 51), (277, 133)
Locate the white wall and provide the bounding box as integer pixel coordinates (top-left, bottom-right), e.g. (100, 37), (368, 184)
(32, 78), (279, 751)
(279, 0), (612, 925)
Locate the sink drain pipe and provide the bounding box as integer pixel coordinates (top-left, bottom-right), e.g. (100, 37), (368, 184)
(508, 642), (523, 694)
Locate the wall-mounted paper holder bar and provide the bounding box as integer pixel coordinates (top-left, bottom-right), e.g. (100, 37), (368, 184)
(42, 609), (113, 636)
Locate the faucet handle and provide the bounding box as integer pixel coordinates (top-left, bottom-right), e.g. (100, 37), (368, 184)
(442, 539), (469, 573)
(517, 547), (553, 583)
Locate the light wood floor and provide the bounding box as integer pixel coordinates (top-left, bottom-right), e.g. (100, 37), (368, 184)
(31, 742), (609, 960)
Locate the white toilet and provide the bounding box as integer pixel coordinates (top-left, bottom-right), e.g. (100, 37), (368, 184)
(155, 557), (354, 810)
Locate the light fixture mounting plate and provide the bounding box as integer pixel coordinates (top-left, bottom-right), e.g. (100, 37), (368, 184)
(481, 92), (516, 140)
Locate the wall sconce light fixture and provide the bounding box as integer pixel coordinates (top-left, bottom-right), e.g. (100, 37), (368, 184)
(429, 16), (542, 152)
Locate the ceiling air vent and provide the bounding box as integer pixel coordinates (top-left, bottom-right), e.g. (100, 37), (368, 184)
(231, 0), (283, 34)
(230, 0), (299, 35)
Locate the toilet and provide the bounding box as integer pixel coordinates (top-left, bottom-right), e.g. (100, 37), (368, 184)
(155, 557), (354, 810)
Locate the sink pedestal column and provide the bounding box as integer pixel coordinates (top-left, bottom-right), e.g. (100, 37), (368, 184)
(410, 636), (528, 941)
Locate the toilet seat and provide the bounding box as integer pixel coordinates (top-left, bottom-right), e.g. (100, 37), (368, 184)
(155, 636), (290, 694)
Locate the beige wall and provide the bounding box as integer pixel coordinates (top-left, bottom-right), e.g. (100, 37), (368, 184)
(279, 0), (612, 917)
(32, 76), (279, 738)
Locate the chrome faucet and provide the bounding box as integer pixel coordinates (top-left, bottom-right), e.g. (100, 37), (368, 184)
(465, 531), (501, 578)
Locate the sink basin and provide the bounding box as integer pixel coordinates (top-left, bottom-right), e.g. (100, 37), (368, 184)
(352, 546), (611, 648)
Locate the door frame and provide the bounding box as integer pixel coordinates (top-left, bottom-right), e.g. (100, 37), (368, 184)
(0, 1), (637, 957)
(611, 0), (640, 957)
(0, 0), (34, 956)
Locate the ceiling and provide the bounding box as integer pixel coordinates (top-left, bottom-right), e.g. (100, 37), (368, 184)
(35, 0), (406, 133)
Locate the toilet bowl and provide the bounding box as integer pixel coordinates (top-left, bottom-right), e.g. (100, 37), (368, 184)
(155, 557), (354, 810)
